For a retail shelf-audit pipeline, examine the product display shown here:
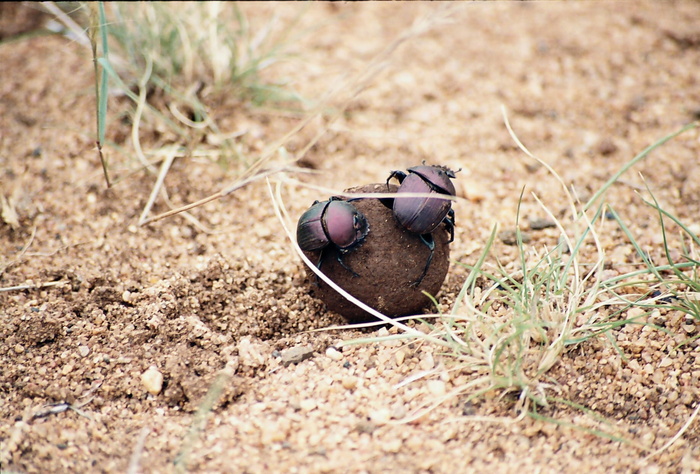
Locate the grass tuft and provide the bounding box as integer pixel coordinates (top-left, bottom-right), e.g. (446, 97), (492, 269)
(288, 117), (699, 447)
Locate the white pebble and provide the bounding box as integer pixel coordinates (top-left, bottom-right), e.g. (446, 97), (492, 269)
(342, 376), (358, 390)
(299, 399), (317, 412)
(369, 408), (391, 425)
(325, 347), (343, 361)
(427, 380), (446, 396)
(141, 366), (164, 395)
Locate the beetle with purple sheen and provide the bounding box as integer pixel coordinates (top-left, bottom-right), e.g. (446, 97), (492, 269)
(385, 165), (457, 285)
(296, 198), (370, 277)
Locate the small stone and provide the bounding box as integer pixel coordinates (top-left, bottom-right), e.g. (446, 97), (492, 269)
(281, 345), (314, 367)
(395, 349), (406, 366)
(13, 344), (24, 354)
(341, 376), (358, 390)
(627, 307), (645, 319)
(427, 380), (446, 396)
(355, 420), (377, 434)
(141, 366), (164, 395)
(419, 352), (435, 371)
(381, 437), (403, 453)
(78, 346), (90, 357)
(596, 137), (618, 156)
(649, 309), (666, 326)
(529, 218), (556, 230)
(498, 229), (532, 245)
(325, 347), (343, 361)
(369, 408), (391, 425)
(299, 399), (317, 412)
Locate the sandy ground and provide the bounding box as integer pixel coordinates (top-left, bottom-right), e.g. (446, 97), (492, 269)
(2, 2), (700, 473)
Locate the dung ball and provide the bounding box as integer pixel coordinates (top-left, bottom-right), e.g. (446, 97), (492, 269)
(300, 183), (451, 323)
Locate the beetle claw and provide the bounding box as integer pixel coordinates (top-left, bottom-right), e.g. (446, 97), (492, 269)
(337, 254), (360, 278)
(386, 170), (407, 189)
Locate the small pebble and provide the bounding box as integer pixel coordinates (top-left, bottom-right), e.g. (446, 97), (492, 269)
(381, 438), (403, 453)
(596, 137), (618, 156)
(427, 380), (447, 396)
(627, 307), (646, 322)
(529, 218), (556, 230)
(341, 376), (358, 390)
(498, 229), (532, 245)
(391, 404), (408, 420)
(355, 420), (377, 434)
(419, 352), (435, 371)
(299, 399), (317, 412)
(281, 345), (314, 367)
(141, 366), (164, 395)
(369, 408), (391, 424)
(78, 346), (90, 357)
(325, 347), (343, 361)
(395, 349), (406, 366)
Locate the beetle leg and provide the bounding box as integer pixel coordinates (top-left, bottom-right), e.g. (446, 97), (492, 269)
(381, 170), (406, 209)
(386, 170), (407, 188)
(311, 248), (359, 283)
(337, 253), (360, 278)
(309, 248), (329, 286)
(378, 196), (395, 210)
(412, 233), (435, 287)
(443, 209), (455, 243)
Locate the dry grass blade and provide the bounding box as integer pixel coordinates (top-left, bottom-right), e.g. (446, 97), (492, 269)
(643, 402), (700, 461)
(0, 225), (36, 277)
(173, 366), (234, 473)
(140, 163), (297, 225)
(140, 5), (458, 225)
(0, 280), (69, 293)
(127, 427), (151, 474)
(138, 150), (176, 226)
(376, 115), (700, 432)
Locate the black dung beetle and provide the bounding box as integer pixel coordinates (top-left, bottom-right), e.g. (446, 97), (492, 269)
(385, 164), (458, 285)
(297, 197), (370, 277)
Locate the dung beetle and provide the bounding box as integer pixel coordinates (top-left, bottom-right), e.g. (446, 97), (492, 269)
(297, 197), (370, 277)
(385, 164), (457, 285)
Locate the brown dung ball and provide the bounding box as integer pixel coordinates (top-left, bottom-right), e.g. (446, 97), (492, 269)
(301, 183), (451, 323)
